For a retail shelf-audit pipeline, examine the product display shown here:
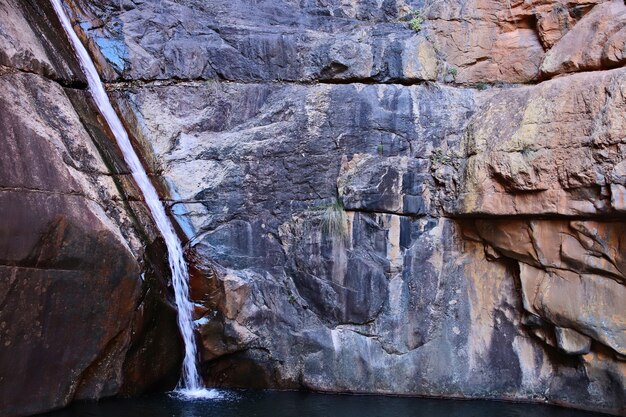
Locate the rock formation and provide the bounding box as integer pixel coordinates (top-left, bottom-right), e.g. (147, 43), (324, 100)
(1, 0), (625, 415)
(0, 1), (182, 416)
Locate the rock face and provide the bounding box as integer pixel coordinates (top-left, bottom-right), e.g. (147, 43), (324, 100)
(67, 0), (626, 414)
(425, 0), (605, 84)
(106, 74), (625, 413)
(541, 1), (626, 76)
(453, 68), (626, 216)
(0, 1), (182, 416)
(4, 0), (625, 415)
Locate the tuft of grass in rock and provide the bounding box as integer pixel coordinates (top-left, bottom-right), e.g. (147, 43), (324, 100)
(321, 200), (348, 239)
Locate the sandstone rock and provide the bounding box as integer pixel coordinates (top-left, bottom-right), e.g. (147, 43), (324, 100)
(108, 80), (477, 235)
(473, 220), (626, 359)
(604, 26), (626, 67)
(338, 155), (430, 215)
(68, 0), (441, 84)
(426, 0), (601, 84)
(454, 68), (626, 216)
(48, 0), (626, 415)
(533, 270), (625, 356)
(184, 218), (624, 414)
(581, 349), (626, 407)
(401, 36), (439, 81)
(0, 70), (180, 417)
(554, 327), (592, 355)
(0, 3), (182, 416)
(0, 0), (84, 85)
(536, 4), (576, 49)
(108, 69), (626, 414)
(72, 0), (624, 86)
(542, 0), (626, 77)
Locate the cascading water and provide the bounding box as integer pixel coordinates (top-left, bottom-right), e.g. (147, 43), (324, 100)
(50, 0), (215, 399)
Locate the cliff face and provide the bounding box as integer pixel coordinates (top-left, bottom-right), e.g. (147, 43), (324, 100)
(66, 0), (625, 414)
(1, 0), (625, 415)
(0, 1), (182, 416)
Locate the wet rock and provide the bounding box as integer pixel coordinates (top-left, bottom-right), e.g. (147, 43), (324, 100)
(0, 3), (182, 416)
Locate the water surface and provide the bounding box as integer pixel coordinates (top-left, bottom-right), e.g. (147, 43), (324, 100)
(39, 390), (611, 417)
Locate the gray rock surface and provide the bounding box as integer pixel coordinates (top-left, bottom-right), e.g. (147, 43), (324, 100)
(3, 0), (625, 415)
(66, 0), (625, 415)
(71, 0), (441, 84)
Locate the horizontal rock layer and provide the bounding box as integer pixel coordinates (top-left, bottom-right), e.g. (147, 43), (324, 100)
(73, 0), (624, 85)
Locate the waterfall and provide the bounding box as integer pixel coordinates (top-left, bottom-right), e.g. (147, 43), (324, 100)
(51, 0), (213, 398)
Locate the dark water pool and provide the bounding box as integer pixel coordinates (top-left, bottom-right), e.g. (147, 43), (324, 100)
(39, 390), (610, 417)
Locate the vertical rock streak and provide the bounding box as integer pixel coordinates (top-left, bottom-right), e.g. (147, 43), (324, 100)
(50, 0), (205, 395)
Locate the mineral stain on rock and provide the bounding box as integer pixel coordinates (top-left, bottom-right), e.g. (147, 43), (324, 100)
(0, 0), (625, 416)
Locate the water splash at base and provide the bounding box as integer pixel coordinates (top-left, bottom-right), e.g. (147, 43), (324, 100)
(170, 388), (226, 401)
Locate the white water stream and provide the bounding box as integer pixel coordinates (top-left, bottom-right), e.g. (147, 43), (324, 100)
(51, 0), (214, 398)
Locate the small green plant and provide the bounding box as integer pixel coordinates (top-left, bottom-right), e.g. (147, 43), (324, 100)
(377, 143), (384, 156)
(321, 200), (348, 239)
(409, 10), (424, 32)
(447, 66), (458, 78)
(475, 81), (488, 91)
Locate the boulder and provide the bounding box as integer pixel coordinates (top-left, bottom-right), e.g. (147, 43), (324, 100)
(541, 0), (626, 76)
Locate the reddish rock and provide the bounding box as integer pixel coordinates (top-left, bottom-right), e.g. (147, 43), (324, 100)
(542, 0), (626, 77)
(0, 2), (182, 416)
(604, 26), (626, 67)
(536, 4), (576, 49)
(426, 0), (601, 84)
(471, 218), (626, 355)
(454, 68), (626, 216)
